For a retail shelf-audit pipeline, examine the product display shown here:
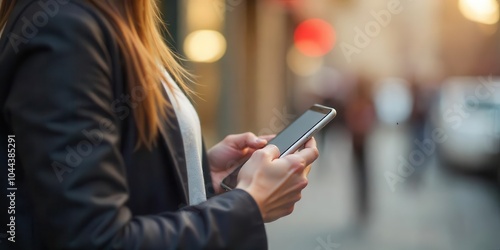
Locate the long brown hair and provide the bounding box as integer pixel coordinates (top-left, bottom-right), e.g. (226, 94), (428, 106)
(0, 0), (193, 149)
(0, 0), (15, 28)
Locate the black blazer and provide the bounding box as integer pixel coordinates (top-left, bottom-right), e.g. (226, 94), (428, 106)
(0, 0), (267, 249)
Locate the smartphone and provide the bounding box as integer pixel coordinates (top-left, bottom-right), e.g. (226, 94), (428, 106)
(220, 104), (337, 191)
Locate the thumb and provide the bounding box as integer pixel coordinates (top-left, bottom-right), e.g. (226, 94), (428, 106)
(252, 144), (281, 161)
(232, 132), (267, 149)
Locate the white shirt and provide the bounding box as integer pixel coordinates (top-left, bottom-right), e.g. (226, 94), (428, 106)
(162, 72), (206, 205)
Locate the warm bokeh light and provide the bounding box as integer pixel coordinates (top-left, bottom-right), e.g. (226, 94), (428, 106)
(459, 0), (500, 25)
(294, 19), (336, 57)
(184, 30), (227, 63)
(286, 46), (324, 76)
(187, 0), (223, 30)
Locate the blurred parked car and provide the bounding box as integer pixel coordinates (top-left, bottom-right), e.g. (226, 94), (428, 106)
(432, 77), (500, 179)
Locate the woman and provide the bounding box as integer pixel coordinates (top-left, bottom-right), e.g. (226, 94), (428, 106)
(0, 0), (319, 249)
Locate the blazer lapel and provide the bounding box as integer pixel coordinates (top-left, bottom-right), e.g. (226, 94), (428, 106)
(158, 88), (190, 206)
(201, 140), (215, 199)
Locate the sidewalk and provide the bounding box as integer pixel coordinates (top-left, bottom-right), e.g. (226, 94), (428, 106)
(266, 124), (500, 250)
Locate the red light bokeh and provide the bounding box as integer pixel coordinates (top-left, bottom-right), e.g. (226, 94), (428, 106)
(294, 19), (336, 57)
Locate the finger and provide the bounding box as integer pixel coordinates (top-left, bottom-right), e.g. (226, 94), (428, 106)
(304, 164), (312, 176)
(241, 145), (265, 160)
(293, 146), (319, 167)
(290, 138), (316, 155)
(276, 154), (307, 174)
(253, 144), (281, 161)
(303, 137), (317, 149)
(243, 132), (268, 149)
(228, 132), (266, 149)
(259, 134), (276, 141)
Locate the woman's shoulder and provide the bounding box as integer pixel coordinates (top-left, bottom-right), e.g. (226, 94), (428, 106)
(15, 0), (107, 28)
(5, 0), (115, 52)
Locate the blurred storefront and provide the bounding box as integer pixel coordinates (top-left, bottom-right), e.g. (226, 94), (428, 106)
(173, 0), (500, 143)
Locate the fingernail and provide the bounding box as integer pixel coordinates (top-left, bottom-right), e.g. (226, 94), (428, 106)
(255, 138), (266, 144)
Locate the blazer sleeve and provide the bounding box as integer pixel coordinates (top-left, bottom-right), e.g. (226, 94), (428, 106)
(3, 3), (267, 250)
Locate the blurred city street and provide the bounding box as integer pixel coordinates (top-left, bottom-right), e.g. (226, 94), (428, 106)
(266, 124), (500, 250)
(169, 0), (500, 249)
(176, 0), (500, 248)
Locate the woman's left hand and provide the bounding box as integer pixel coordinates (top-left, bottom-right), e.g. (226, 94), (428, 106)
(208, 132), (274, 195)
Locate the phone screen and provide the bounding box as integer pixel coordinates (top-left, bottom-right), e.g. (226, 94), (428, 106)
(220, 105), (335, 191)
(268, 109), (330, 157)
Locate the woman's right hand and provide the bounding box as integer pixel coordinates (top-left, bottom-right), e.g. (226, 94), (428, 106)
(236, 138), (319, 223)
